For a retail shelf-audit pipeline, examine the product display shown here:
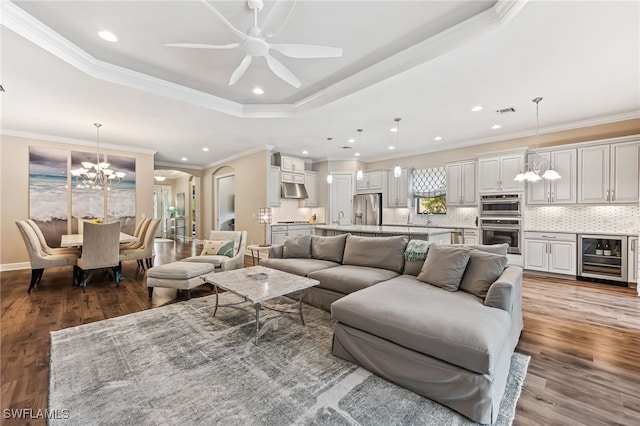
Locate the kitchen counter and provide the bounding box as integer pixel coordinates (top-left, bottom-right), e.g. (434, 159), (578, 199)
(383, 224), (478, 230)
(315, 224), (455, 238)
(524, 229), (638, 237)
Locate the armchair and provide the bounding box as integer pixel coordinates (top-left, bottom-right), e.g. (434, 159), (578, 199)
(182, 230), (247, 271)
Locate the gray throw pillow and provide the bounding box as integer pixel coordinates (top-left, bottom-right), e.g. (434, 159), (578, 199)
(342, 235), (408, 273)
(311, 234), (348, 263)
(283, 234), (312, 259)
(459, 250), (508, 299)
(417, 244), (471, 291)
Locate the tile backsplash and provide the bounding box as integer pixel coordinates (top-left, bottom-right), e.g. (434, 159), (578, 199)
(271, 199), (326, 223)
(524, 205), (639, 234)
(384, 207), (478, 228)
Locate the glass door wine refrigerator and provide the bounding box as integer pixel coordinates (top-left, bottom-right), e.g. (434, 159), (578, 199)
(578, 234), (628, 283)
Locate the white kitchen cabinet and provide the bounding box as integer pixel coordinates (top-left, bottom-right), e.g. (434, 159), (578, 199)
(270, 225), (288, 245)
(356, 170), (383, 193)
(463, 229), (479, 245)
(527, 149), (577, 204)
(524, 232), (577, 276)
(578, 141), (639, 204)
(268, 166), (281, 207)
(446, 161), (477, 205)
(270, 224), (312, 245)
(303, 171), (318, 207)
(629, 236), (638, 284)
(387, 168), (411, 208)
(478, 154), (524, 193)
(281, 171), (305, 184)
(331, 173), (353, 225)
(281, 156), (305, 173)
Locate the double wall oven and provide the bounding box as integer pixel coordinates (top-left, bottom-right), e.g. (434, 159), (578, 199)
(479, 194), (522, 254)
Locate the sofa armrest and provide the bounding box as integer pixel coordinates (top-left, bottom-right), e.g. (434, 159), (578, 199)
(269, 245), (284, 259)
(484, 266), (522, 313)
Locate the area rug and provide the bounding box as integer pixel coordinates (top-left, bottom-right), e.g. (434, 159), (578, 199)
(49, 295), (529, 425)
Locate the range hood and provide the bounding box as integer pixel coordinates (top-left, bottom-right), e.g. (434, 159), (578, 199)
(281, 182), (309, 199)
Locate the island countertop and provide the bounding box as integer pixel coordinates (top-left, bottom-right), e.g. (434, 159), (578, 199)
(314, 224), (455, 236)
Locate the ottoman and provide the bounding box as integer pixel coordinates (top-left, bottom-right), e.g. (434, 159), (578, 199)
(146, 261), (216, 299)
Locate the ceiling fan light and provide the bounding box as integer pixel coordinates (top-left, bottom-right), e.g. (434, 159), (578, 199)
(542, 168), (561, 180)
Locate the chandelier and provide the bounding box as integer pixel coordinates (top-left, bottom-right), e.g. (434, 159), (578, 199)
(71, 123), (126, 189)
(514, 97), (561, 182)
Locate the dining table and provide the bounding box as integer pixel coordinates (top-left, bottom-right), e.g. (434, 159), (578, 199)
(60, 232), (138, 248)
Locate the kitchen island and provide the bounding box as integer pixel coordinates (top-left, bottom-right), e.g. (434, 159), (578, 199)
(314, 224), (454, 244)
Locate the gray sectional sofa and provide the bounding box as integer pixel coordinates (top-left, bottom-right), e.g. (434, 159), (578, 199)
(261, 233), (523, 424)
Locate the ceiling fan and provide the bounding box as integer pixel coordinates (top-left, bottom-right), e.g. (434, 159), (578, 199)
(165, 0), (343, 88)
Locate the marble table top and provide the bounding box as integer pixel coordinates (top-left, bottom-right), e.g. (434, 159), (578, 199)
(201, 266), (319, 304)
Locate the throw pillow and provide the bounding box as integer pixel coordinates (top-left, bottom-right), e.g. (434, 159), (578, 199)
(283, 234), (312, 259)
(201, 240), (235, 257)
(459, 250), (509, 299)
(417, 244), (471, 291)
(311, 234), (348, 263)
(342, 235), (408, 273)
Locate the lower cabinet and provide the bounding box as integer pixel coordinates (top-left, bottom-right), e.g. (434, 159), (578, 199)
(270, 224), (312, 245)
(629, 236), (638, 284)
(524, 232), (577, 276)
(463, 229), (478, 245)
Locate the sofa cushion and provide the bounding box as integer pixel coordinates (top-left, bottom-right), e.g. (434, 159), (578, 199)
(182, 255), (228, 266)
(283, 234), (312, 259)
(462, 243), (509, 256)
(308, 265), (399, 294)
(417, 244), (471, 291)
(459, 251), (509, 299)
(311, 234), (348, 263)
(342, 235), (408, 273)
(147, 261), (215, 279)
(201, 240), (234, 257)
(259, 258), (340, 277)
(331, 275), (511, 375)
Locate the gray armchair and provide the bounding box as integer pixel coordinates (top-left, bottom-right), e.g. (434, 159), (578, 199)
(15, 221), (79, 292)
(182, 230), (247, 271)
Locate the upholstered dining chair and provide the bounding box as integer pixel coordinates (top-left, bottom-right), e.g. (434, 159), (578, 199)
(15, 221), (79, 292)
(119, 218), (151, 251)
(77, 221), (121, 293)
(119, 218), (161, 271)
(26, 219), (81, 257)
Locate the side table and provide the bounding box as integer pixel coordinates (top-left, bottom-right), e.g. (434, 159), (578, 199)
(247, 245), (272, 266)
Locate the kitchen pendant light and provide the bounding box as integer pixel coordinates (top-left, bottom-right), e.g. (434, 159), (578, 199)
(393, 118), (402, 178)
(326, 137), (333, 184)
(356, 129), (364, 181)
(514, 97), (561, 182)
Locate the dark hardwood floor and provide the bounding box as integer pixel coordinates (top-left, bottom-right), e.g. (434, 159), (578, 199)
(1, 240), (639, 425)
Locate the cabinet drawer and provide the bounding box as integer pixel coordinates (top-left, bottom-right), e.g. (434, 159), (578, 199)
(524, 232), (576, 242)
(281, 172), (305, 183)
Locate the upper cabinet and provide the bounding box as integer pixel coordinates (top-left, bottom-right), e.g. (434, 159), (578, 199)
(527, 149), (577, 204)
(356, 170), (384, 193)
(280, 156), (305, 173)
(446, 161), (477, 206)
(577, 141), (639, 204)
(478, 153), (524, 193)
(303, 171), (318, 207)
(388, 168), (412, 208)
(268, 166), (281, 207)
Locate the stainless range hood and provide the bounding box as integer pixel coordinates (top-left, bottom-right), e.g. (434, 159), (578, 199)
(281, 182), (309, 199)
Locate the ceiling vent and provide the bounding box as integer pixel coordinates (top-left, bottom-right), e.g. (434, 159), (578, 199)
(339, 146), (352, 150)
(496, 107), (516, 115)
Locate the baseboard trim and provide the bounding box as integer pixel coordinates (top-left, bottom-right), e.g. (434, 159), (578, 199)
(1, 262), (30, 272)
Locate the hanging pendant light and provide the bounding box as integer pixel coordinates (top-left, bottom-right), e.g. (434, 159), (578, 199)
(393, 118), (402, 178)
(514, 97), (561, 182)
(355, 128), (364, 181)
(326, 137), (333, 184)
(71, 123), (126, 190)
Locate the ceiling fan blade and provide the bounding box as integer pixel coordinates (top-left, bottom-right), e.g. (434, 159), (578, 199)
(260, 0), (297, 38)
(269, 44), (343, 59)
(164, 43), (240, 50)
(229, 55), (253, 86)
(264, 54), (301, 88)
(199, 0), (247, 40)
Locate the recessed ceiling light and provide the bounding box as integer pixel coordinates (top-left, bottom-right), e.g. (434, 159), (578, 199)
(98, 31), (118, 42)
(202, 147), (209, 152)
(302, 150), (309, 155)
(154, 176), (166, 182)
(252, 87), (264, 95)
(390, 127), (398, 133)
(348, 138), (355, 143)
(354, 152), (360, 157)
(434, 136), (442, 141)
(471, 105), (483, 112)
(491, 124), (502, 129)
(181, 157), (188, 161)
(388, 146), (396, 150)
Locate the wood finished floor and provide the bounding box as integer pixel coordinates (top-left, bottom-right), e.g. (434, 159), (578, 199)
(1, 240), (639, 425)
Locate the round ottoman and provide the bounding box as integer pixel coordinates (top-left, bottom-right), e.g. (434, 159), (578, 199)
(146, 261), (216, 299)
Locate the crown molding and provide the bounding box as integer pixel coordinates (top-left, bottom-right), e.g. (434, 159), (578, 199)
(203, 145), (274, 169)
(0, 129), (158, 155)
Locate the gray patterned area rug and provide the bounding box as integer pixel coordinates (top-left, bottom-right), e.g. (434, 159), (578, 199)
(49, 295), (529, 426)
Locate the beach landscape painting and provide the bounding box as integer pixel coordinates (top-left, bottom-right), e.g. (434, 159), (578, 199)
(106, 154), (136, 235)
(29, 146), (69, 248)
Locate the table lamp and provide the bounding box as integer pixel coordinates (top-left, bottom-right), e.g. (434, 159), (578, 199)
(257, 207), (272, 246)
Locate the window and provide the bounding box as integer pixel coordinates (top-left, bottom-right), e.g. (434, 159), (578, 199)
(412, 167), (446, 214)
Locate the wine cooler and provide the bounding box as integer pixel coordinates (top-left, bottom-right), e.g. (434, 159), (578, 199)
(578, 234), (628, 283)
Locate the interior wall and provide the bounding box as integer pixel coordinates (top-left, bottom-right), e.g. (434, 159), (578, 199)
(216, 174), (235, 231)
(0, 134), (154, 267)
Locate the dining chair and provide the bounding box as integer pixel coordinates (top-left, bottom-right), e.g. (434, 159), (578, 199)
(119, 218), (161, 271)
(15, 221), (79, 292)
(26, 219), (81, 257)
(77, 221), (121, 293)
(119, 217), (151, 250)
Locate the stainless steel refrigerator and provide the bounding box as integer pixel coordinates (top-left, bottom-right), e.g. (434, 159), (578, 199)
(353, 193), (382, 225)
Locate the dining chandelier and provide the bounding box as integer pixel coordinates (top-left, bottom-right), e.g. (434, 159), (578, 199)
(71, 123), (126, 189)
(513, 97), (561, 182)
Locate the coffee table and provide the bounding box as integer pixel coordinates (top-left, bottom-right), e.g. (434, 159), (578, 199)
(201, 266), (319, 345)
